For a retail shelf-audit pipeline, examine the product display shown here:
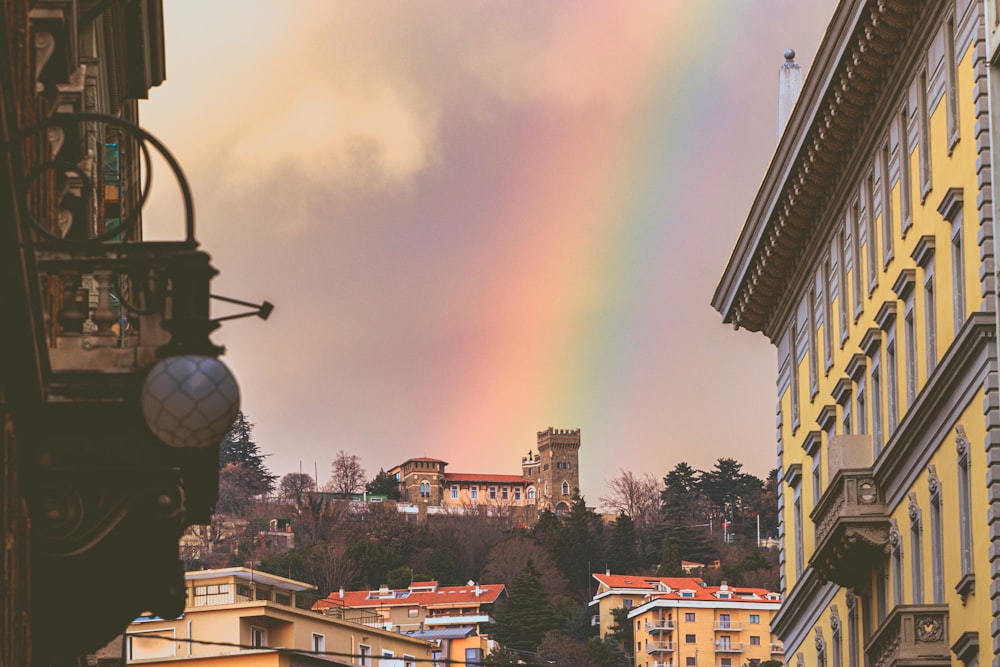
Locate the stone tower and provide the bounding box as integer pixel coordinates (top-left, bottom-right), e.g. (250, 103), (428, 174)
(534, 427), (580, 513)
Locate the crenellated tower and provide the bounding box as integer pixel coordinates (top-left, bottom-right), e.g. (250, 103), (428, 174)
(534, 427), (580, 513)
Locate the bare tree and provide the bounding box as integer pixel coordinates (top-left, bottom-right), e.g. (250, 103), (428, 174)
(324, 450), (366, 495)
(599, 469), (660, 530)
(280, 472), (316, 499)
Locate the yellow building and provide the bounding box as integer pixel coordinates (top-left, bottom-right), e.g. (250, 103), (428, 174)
(714, 1), (999, 665)
(125, 568), (433, 667)
(590, 574), (783, 667)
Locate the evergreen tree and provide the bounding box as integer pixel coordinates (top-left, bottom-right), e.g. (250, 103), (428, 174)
(658, 529), (684, 576)
(218, 412), (276, 496)
(547, 494), (604, 599)
(606, 512), (639, 574)
(490, 559), (560, 653)
(365, 468), (402, 500)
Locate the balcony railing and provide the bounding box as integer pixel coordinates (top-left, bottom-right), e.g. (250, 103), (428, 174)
(714, 621), (743, 631)
(652, 662), (674, 667)
(810, 462), (890, 589)
(646, 619), (675, 632)
(770, 643), (785, 654)
(714, 642), (744, 653)
(647, 642), (675, 654)
(865, 605), (949, 667)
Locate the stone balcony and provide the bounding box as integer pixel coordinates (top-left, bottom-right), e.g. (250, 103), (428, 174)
(865, 605), (949, 667)
(809, 434), (889, 589)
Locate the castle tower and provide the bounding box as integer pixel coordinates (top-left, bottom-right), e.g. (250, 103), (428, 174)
(535, 427), (580, 513)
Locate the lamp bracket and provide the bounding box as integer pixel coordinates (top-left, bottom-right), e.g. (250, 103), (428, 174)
(210, 294), (274, 323)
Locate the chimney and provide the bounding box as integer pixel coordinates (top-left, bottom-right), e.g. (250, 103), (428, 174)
(338, 587), (344, 599)
(777, 48), (802, 140)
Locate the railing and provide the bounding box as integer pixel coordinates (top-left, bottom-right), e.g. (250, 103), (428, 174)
(191, 591), (250, 607)
(652, 662), (674, 667)
(865, 605), (948, 667)
(770, 643), (785, 653)
(714, 621), (743, 631)
(714, 642), (744, 653)
(646, 642), (675, 654)
(646, 619), (675, 632)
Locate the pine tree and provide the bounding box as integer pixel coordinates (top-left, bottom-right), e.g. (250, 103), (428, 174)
(606, 512), (639, 574)
(218, 411), (276, 496)
(490, 559), (560, 653)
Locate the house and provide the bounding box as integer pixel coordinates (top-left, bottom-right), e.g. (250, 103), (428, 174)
(713, 0), (999, 665)
(125, 568), (433, 666)
(312, 580), (505, 662)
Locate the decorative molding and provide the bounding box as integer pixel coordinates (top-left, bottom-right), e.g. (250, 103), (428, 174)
(802, 431), (823, 457)
(891, 268), (917, 299)
(833, 376), (853, 404)
(817, 404), (838, 431)
(861, 328), (882, 356)
(875, 301), (897, 329)
(846, 353), (867, 381)
(927, 464), (940, 498)
(910, 234), (936, 267)
(907, 492), (921, 523)
(950, 630), (978, 664)
(937, 187), (964, 221)
(955, 425), (969, 458)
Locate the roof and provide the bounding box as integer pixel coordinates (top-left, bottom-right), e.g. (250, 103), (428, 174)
(713, 0), (924, 336)
(592, 573), (780, 604)
(403, 457), (448, 464)
(314, 582), (505, 611)
(185, 567), (316, 592)
(404, 627), (478, 640)
(444, 473), (526, 484)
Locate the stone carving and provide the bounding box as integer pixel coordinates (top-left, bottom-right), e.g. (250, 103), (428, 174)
(956, 425), (969, 457)
(34, 31), (54, 92)
(845, 590), (856, 611)
(829, 605), (841, 635)
(815, 627), (826, 653)
(796, 652), (805, 667)
(927, 464), (940, 497)
(858, 479), (878, 504)
(915, 616), (943, 643)
(908, 492), (920, 522)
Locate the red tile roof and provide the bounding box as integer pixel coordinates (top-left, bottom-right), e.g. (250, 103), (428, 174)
(591, 573), (780, 604)
(443, 473), (526, 484)
(313, 582), (505, 611)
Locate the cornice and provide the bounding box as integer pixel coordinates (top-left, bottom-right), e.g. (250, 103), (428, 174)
(771, 567), (838, 653)
(713, 0), (927, 336)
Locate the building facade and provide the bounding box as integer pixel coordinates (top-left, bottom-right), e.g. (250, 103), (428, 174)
(127, 568), (434, 667)
(714, 1), (999, 665)
(392, 427), (581, 513)
(590, 573), (782, 667)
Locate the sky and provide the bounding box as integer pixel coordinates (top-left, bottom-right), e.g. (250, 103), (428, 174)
(140, 1), (838, 505)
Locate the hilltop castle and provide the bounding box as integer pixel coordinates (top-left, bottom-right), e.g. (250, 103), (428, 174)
(390, 427), (581, 514)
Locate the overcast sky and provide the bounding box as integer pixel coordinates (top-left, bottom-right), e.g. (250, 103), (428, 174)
(140, 2), (837, 503)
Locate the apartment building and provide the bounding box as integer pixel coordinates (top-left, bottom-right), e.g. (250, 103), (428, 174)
(125, 568), (433, 666)
(591, 574), (782, 667)
(714, 0), (1000, 665)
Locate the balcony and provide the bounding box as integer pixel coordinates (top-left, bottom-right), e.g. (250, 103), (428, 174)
(652, 662), (674, 667)
(865, 605), (949, 667)
(647, 642), (676, 654)
(646, 619), (675, 632)
(714, 621), (743, 631)
(810, 463), (890, 589)
(714, 642), (744, 653)
(770, 643), (785, 654)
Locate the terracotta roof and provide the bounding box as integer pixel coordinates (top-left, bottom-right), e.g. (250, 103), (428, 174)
(403, 457), (448, 464)
(592, 573), (780, 604)
(444, 473), (526, 484)
(313, 583), (505, 611)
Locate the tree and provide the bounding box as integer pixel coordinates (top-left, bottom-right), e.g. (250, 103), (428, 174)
(280, 472), (315, 500)
(325, 450), (366, 495)
(490, 559), (561, 653)
(600, 470), (660, 530)
(216, 463), (264, 515)
(607, 607), (634, 658)
(366, 468), (402, 500)
(219, 412), (276, 496)
(482, 536), (568, 601)
(606, 512), (639, 574)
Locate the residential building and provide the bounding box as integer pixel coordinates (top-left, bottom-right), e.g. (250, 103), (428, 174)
(126, 568), (433, 666)
(590, 573), (782, 667)
(312, 579), (504, 660)
(391, 427), (581, 514)
(714, 1), (998, 665)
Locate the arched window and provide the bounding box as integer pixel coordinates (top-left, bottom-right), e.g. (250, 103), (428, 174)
(419, 481), (430, 498)
(561, 481), (569, 495)
(527, 487), (536, 500)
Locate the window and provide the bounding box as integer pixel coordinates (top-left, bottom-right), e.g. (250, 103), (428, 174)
(794, 480), (804, 578)
(501, 487), (509, 500)
(831, 607), (843, 667)
(886, 337), (899, 434)
(527, 487), (535, 500)
(561, 481), (569, 495)
(909, 493), (924, 604)
(855, 376), (867, 435)
(450, 485), (458, 500)
(751, 636), (761, 646)
(719, 613), (731, 629)
(923, 258), (937, 373)
(359, 644), (371, 665)
(749, 614), (760, 624)
(929, 467), (944, 603)
(838, 229), (850, 345)
(251, 627), (267, 649)
(686, 658), (696, 667)
(823, 258), (834, 371)
(419, 481), (430, 498)
(940, 190), (966, 334)
(870, 355), (883, 456)
(622, 598), (633, 609)
(945, 13), (960, 149)
(721, 659), (732, 667)
(489, 486), (496, 500)
(470, 486), (478, 500)
(847, 596), (859, 667)
(880, 142), (894, 265)
(685, 612), (696, 622)
(817, 629), (827, 667)
(957, 427), (975, 588)
(312, 633), (325, 653)
(917, 68), (931, 201)
(890, 524), (903, 606)
(432, 650), (443, 667)
(408, 608), (419, 618)
(465, 648), (484, 665)
(808, 283), (819, 397)
(899, 105), (913, 235)
(789, 320), (801, 432)
(685, 634), (696, 644)
(514, 487), (521, 501)
(404, 655), (416, 667)
(866, 171), (878, 293)
(851, 199), (863, 320)
(904, 307), (917, 405)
